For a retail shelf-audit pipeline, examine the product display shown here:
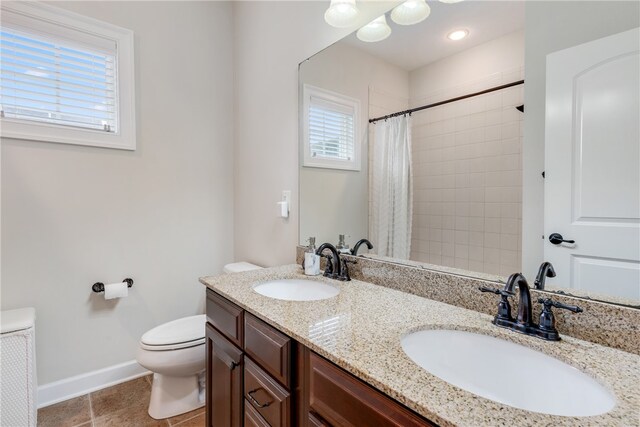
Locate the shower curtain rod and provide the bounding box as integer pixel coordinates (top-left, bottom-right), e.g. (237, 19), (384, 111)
(368, 79), (524, 124)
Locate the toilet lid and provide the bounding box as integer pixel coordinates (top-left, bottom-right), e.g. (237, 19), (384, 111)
(141, 314), (205, 348)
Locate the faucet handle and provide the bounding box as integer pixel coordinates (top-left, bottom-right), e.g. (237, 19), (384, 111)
(537, 298), (583, 338)
(480, 287), (514, 321)
(479, 286), (514, 298)
(338, 256), (357, 281)
(320, 254), (334, 277)
(538, 298), (583, 314)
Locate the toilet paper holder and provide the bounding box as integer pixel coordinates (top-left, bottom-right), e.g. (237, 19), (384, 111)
(92, 278), (134, 293)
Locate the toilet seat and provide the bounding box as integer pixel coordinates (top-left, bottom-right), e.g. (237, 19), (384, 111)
(141, 314), (205, 351)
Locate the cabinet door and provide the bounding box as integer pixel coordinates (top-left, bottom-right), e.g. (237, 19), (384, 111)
(206, 323), (243, 427)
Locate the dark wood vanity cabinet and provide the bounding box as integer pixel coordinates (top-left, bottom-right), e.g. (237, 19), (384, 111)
(205, 289), (434, 427)
(206, 323), (243, 427)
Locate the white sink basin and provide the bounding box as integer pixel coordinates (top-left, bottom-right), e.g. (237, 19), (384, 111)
(253, 279), (340, 301)
(401, 329), (615, 416)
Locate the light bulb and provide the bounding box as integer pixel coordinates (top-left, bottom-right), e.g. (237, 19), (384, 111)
(447, 29), (469, 41)
(324, 0), (359, 28)
(391, 0), (431, 26)
(356, 15), (392, 43)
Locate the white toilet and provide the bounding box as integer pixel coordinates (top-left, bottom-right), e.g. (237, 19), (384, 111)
(136, 262), (262, 419)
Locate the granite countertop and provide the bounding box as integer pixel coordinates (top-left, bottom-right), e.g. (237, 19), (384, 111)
(200, 265), (640, 427)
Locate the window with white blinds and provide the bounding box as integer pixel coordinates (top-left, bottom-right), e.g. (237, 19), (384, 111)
(302, 85), (361, 171)
(0, 2), (136, 150)
(1, 30), (117, 133)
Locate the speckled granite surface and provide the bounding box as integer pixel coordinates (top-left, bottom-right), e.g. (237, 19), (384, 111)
(200, 265), (640, 427)
(296, 247), (640, 355)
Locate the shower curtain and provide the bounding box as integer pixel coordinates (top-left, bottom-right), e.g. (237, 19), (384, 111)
(370, 115), (413, 259)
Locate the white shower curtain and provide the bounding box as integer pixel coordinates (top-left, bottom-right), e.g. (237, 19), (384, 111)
(370, 115), (413, 259)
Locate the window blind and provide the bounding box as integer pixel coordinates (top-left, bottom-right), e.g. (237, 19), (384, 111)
(0, 28), (118, 132)
(308, 96), (355, 162)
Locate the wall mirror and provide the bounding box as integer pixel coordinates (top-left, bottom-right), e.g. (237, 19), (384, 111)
(299, 0), (639, 307)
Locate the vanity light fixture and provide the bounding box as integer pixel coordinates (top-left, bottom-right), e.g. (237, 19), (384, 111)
(391, 0), (431, 26)
(356, 15), (392, 43)
(324, 0), (360, 28)
(447, 29), (469, 41)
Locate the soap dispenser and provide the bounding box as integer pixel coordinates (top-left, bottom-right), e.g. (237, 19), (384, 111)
(304, 237), (321, 276)
(336, 234), (350, 254)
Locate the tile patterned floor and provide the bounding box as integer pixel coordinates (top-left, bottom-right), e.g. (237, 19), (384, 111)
(37, 375), (205, 427)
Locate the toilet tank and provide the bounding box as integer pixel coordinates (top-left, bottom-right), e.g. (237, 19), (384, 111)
(223, 262), (262, 274)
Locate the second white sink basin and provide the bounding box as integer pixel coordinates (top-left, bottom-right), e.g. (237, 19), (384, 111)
(253, 279), (340, 301)
(401, 329), (616, 416)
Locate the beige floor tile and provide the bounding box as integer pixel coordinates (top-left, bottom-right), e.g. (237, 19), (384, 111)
(172, 412), (205, 427)
(167, 406), (205, 426)
(93, 406), (170, 427)
(90, 377), (151, 418)
(37, 395), (92, 427)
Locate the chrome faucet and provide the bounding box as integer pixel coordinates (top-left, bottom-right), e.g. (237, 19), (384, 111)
(351, 239), (373, 256)
(534, 262), (556, 290)
(480, 272), (583, 341)
(316, 243), (341, 279)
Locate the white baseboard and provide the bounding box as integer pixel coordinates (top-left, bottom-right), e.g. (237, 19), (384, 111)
(37, 360), (150, 408)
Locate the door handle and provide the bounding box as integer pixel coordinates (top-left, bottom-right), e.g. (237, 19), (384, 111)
(549, 233), (575, 245)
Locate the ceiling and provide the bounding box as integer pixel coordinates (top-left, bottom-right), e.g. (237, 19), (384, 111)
(341, 1), (525, 71)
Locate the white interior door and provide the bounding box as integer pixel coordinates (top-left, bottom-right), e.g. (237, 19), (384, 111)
(544, 27), (640, 300)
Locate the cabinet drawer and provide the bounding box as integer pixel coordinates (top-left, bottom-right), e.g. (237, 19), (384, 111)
(308, 412), (329, 427)
(244, 313), (291, 388)
(206, 290), (243, 348)
(309, 352), (435, 427)
(245, 357), (291, 427)
(245, 400), (270, 427)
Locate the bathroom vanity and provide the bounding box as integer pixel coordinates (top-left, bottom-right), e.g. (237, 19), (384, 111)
(205, 289), (433, 426)
(201, 265), (640, 427)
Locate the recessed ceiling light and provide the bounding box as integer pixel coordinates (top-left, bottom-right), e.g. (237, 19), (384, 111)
(447, 29), (469, 41)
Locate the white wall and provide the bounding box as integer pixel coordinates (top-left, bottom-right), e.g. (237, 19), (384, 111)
(299, 42), (409, 246)
(522, 1), (640, 279)
(233, 1), (399, 266)
(1, 1), (235, 384)
(409, 31), (525, 104)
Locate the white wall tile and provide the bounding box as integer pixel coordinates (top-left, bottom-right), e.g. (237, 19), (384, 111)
(410, 71), (523, 273)
(455, 244), (469, 259)
(484, 232), (500, 248)
(469, 231), (484, 246)
(455, 230), (469, 244)
(469, 245), (484, 261)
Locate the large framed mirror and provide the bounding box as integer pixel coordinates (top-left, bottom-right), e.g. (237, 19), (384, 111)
(298, 1), (640, 307)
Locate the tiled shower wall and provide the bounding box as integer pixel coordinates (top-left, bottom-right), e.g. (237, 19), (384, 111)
(409, 69), (524, 276)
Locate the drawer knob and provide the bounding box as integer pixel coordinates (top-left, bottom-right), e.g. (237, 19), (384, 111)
(247, 388), (272, 408)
